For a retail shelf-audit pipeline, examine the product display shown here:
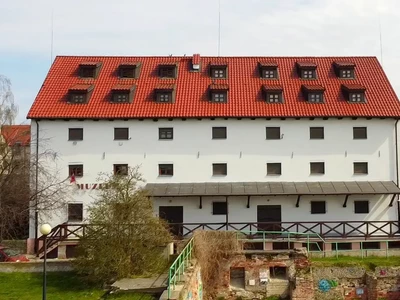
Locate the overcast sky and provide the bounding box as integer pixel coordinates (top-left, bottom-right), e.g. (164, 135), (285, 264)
(1, 0), (399, 123)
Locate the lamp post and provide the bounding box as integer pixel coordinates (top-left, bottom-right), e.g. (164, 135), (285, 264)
(40, 224), (52, 300)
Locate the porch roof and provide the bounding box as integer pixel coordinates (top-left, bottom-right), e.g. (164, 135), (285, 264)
(145, 181), (400, 197)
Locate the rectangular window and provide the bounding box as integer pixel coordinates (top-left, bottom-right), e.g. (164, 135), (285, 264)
(353, 127), (367, 139)
(211, 67), (227, 78)
(157, 92), (173, 103)
(80, 66), (96, 78)
(262, 69), (277, 79)
(119, 66), (136, 78)
(213, 163), (227, 176)
(301, 69), (316, 79)
(310, 127), (324, 139)
(362, 242), (380, 250)
(266, 127), (281, 140)
(159, 128), (173, 140)
(70, 92), (87, 104)
(340, 69), (354, 78)
(311, 201), (326, 214)
(211, 92), (227, 103)
(349, 93), (365, 103)
(114, 164), (128, 175)
(68, 128), (83, 141)
(354, 162), (368, 174)
(267, 163), (282, 175)
(354, 200), (369, 214)
(308, 93), (323, 103)
(114, 128), (129, 140)
(159, 164), (173, 176)
(112, 92), (130, 103)
(310, 162), (325, 175)
(68, 203), (83, 222)
(213, 202), (227, 215)
(159, 66), (176, 78)
(69, 164), (83, 177)
(212, 127), (227, 139)
(266, 93), (282, 103)
(332, 243), (352, 251)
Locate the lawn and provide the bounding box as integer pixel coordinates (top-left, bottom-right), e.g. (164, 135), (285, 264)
(0, 272), (156, 300)
(311, 255), (400, 270)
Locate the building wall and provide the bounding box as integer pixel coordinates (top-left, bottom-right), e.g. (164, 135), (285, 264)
(29, 118), (399, 237)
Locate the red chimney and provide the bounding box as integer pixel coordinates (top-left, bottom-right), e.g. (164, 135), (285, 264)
(192, 54), (200, 71)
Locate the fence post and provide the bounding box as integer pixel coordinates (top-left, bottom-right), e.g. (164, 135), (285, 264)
(336, 242), (338, 259)
(361, 242), (364, 259)
(386, 241), (388, 258)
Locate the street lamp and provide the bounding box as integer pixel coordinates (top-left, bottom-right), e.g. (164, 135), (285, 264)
(40, 224), (52, 300)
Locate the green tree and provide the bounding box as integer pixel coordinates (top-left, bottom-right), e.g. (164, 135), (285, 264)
(74, 167), (172, 284)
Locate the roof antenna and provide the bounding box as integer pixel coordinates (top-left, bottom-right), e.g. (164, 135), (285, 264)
(50, 8), (54, 65)
(218, 0), (221, 56)
(378, 7), (384, 65)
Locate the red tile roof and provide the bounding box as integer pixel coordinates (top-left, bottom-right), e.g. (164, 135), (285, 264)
(1, 125), (31, 146)
(112, 84), (135, 91)
(69, 84), (93, 91)
(192, 54), (201, 65)
(334, 61), (356, 68)
(155, 84), (175, 90)
(259, 61), (278, 67)
(296, 61), (317, 68)
(262, 85), (284, 92)
(27, 56), (400, 119)
(302, 84), (326, 92)
(209, 84), (229, 90)
(342, 84), (366, 92)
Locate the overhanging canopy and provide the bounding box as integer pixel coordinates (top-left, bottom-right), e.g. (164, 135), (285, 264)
(145, 181), (400, 197)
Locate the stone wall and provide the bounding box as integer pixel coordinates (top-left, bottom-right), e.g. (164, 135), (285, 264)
(0, 259), (73, 273)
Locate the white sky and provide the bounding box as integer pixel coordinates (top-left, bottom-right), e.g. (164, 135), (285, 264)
(0, 0), (399, 122)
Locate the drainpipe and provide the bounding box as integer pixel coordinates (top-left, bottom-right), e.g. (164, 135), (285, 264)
(34, 120), (40, 254)
(395, 119), (400, 231)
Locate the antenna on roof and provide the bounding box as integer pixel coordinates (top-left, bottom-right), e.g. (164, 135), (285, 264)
(50, 8), (54, 65)
(378, 10), (384, 66)
(218, 0), (221, 56)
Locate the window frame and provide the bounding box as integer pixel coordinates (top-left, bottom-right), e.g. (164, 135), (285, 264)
(156, 91), (173, 103)
(113, 164), (128, 176)
(310, 127), (324, 139)
(69, 92), (87, 104)
(159, 66), (176, 78)
(69, 164), (83, 177)
(159, 164), (174, 176)
(212, 163), (227, 176)
(353, 162), (368, 175)
(308, 92), (324, 103)
(212, 127), (227, 139)
(353, 127), (367, 139)
(266, 92), (283, 103)
(261, 68), (278, 79)
(339, 69), (354, 79)
(349, 92), (365, 103)
(211, 91), (227, 103)
(114, 128), (129, 140)
(267, 163), (282, 175)
(210, 67), (227, 79)
(67, 203), (83, 222)
(301, 69), (316, 79)
(112, 91), (130, 103)
(354, 200), (369, 214)
(311, 201), (326, 214)
(119, 66), (136, 78)
(159, 128), (174, 140)
(79, 66), (96, 78)
(266, 127), (281, 140)
(68, 128), (83, 141)
(310, 162), (325, 175)
(212, 202), (227, 215)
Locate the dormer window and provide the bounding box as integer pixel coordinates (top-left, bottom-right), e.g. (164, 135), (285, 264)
(262, 85), (283, 103)
(68, 84), (94, 104)
(119, 62), (141, 78)
(155, 84), (175, 103)
(258, 62), (278, 79)
(209, 84), (229, 103)
(159, 64), (177, 78)
(210, 63), (228, 79)
(79, 62), (101, 78)
(297, 62), (317, 79)
(302, 85), (325, 103)
(111, 85), (135, 103)
(334, 61), (355, 79)
(341, 84), (366, 103)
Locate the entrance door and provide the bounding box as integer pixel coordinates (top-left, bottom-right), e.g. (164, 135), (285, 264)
(257, 205), (282, 232)
(159, 206), (184, 236)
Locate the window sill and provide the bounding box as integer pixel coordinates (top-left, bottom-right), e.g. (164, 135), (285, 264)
(353, 173), (368, 175)
(159, 139), (173, 141)
(158, 175), (173, 177)
(310, 174), (325, 176)
(114, 139), (129, 141)
(68, 140), (83, 142)
(267, 174), (281, 176)
(212, 175), (227, 177)
(67, 219), (83, 223)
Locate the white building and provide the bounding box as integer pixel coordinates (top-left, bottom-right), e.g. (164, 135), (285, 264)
(27, 55), (400, 254)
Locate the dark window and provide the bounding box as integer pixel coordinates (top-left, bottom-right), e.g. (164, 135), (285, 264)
(112, 92), (130, 103)
(114, 164), (128, 175)
(261, 68), (278, 79)
(157, 92), (173, 103)
(69, 92), (87, 104)
(212, 127), (227, 139)
(354, 201), (369, 214)
(69, 164), (83, 177)
(159, 128), (173, 140)
(340, 69), (354, 78)
(349, 93), (365, 103)
(310, 162), (325, 175)
(80, 66), (96, 78)
(211, 67), (227, 78)
(159, 66), (176, 78)
(68, 203), (83, 222)
(302, 242), (323, 251)
(332, 243), (352, 251)
(311, 201), (326, 214)
(308, 92), (323, 103)
(388, 241), (400, 249)
(211, 92), (227, 103)
(213, 202), (227, 215)
(267, 163), (281, 175)
(266, 92), (283, 103)
(354, 162), (368, 174)
(68, 128), (83, 141)
(114, 128), (129, 140)
(159, 164), (173, 176)
(301, 69), (316, 79)
(119, 66), (136, 78)
(362, 242), (380, 250)
(310, 127), (324, 139)
(353, 127), (367, 139)
(269, 266), (287, 279)
(266, 127), (281, 140)
(213, 163), (227, 176)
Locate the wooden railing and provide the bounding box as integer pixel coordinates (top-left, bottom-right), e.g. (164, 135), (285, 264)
(37, 221), (400, 255)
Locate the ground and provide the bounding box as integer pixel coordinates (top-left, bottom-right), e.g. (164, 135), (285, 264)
(0, 272), (156, 300)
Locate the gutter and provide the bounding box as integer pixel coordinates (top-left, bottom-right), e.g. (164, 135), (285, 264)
(34, 120), (39, 255)
(395, 119), (400, 230)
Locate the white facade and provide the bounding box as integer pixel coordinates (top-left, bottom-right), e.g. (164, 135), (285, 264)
(29, 118), (399, 237)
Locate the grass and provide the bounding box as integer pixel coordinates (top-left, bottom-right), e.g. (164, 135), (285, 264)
(311, 255), (400, 270)
(0, 272), (156, 300)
